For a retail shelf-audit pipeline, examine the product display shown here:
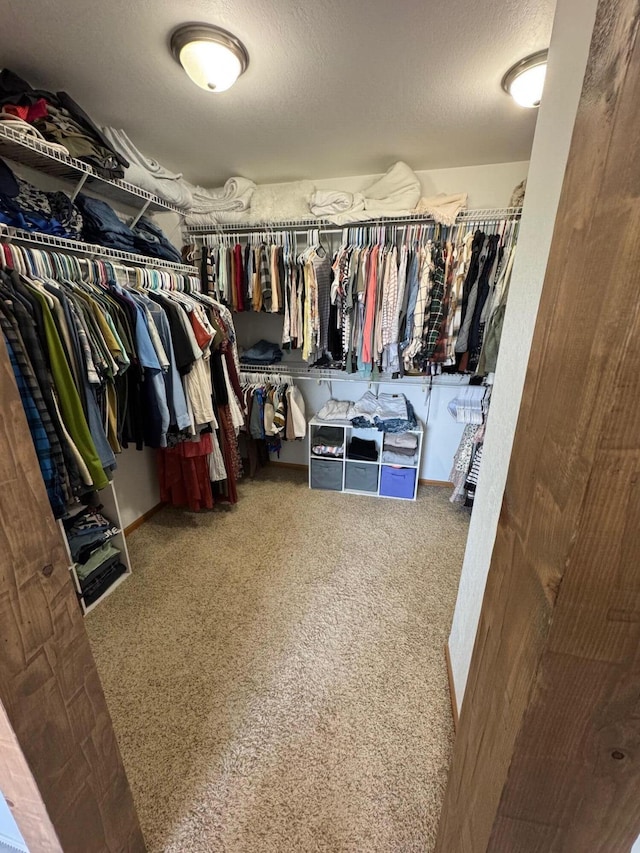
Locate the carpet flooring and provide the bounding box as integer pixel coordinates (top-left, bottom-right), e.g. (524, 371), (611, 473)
(87, 468), (469, 853)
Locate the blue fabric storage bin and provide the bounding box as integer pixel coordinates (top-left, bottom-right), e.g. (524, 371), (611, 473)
(380, 465), (416, 499)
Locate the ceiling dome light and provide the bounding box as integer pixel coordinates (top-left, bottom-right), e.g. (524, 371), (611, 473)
(170, 24), (249, 93)
(502, 50), (548, 108)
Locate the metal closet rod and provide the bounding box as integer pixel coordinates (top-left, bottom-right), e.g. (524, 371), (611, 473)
(238, 366), (472, 389)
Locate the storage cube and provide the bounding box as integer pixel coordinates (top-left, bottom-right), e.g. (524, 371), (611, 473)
(379, 465), (416, 499)
(310, 458), (343, 491)
(345, 461), (379, 493)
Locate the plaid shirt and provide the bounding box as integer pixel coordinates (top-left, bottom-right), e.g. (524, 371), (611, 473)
(421, 243), (447, 359)
(3, 332), (65, 516)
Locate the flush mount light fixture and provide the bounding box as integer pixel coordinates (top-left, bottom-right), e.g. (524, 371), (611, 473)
(170, 23), (249, 93)
(502, 50), (548, 108)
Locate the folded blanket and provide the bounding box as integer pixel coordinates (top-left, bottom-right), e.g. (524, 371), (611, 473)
(186, 176), (256, 215)
(187, 180), (314, 225)
(414, 192), (468, 226)
(102, 127), (194, 208)
(310, 162), (421, 222)
(103, 127), (182, 179)
(362, 161), (421, 210)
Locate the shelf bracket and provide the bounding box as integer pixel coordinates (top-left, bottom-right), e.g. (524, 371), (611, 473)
(129, 199), (151, 229)
(70, 172), (89, 202)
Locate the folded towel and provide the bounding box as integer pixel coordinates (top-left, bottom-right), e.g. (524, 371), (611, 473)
(414, 192), (468, 226)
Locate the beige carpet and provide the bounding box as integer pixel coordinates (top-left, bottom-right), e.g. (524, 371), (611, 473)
(87, 468), (469, 853)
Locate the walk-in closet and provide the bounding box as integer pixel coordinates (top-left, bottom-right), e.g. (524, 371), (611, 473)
(1, 0), (614, 851)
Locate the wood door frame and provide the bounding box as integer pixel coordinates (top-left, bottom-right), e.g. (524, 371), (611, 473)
(436, 0), (640, 850)
(0, 333), (145, 851)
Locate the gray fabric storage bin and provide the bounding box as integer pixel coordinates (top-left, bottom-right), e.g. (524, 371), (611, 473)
(311, 459), (343, 491)
(345, 461), (378, 493)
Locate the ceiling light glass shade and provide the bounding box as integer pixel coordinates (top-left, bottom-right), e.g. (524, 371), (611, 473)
(502, 50), (548, 108)
(170, 24), (249, 93)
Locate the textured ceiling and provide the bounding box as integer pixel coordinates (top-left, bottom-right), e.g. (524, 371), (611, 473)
(3, 0), (555, 185)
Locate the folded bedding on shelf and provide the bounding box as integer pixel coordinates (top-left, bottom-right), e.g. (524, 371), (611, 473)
(310, 162), (421, 224)
(187, 176), (256, 215)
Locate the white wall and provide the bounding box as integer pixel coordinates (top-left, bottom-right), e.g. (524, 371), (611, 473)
(447, 0), (599, 710)
(112, 447), (160, 530)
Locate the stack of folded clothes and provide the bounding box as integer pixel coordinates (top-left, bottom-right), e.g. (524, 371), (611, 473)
(132, 217), (182, 262)
(75, 195), (181, 261)
(0, 68), (128, 179)
(311, 426), (344, 458)
(382, 432), (419, 465)
(63, 506), (126, 605)
(349, 391), (418, 433)
(0, 158), (83, 237)
(348, 436), (378, 462)
(239, 339), (283, 365)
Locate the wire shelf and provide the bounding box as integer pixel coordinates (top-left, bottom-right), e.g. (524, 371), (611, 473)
(238, 362), (472, 388)
(185, 207), (522, 237)
(0, 226), (197, 274)
(0, 124), (190, 215)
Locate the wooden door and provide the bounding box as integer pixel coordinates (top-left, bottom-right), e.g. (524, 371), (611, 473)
(0, 334), (145, 851)
(436, 0), (640, 850)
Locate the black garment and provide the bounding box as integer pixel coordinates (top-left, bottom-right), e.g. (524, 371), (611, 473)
(148, 294), (195, 376)
(348, 436), (378, 462)
(468, 235), (499, 353)
(459, 230), (485, 330)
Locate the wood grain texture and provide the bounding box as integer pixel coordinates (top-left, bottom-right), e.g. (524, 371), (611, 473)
(0, 701), (61, 852)
(436, 1), (640, 850)
(0, 336), (146, 852)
